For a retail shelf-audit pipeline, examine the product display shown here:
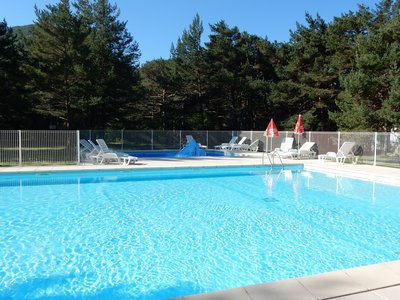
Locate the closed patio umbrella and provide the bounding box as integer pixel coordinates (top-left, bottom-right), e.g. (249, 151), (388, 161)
(294, 114), (304, 149)
(264, 118), (279, 152)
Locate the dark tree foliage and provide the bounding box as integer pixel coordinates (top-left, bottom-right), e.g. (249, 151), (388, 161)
(139, 59), (180, 129)
(170, 14), (206, 129)
(333, 0), (400, 130)
(0, 20), (31, 129)
(26, 0), (89, 129)
(23, 0), (141, 129)
(203, 21), (277, 130)
(4, 0), (400, 131)
(274, 14), (339, 130)
(77, 0), (141, 128)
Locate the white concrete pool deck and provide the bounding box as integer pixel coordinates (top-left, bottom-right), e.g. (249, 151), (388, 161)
(1, 154), (400, 300)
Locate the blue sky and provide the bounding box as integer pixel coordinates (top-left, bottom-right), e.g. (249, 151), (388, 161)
(2, 0), (380, 64)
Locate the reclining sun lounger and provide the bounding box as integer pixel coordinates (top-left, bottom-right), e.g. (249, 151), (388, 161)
(95, 139), (138, 165)
(273, 137), (296, 158)
(215, 136), (238, 150)
(79, 139), (100, 163)
(318, 141), (357, 164)
(297, 142), (316, 159)
(223, 136), (247, 150)
(230, 139), (259, 152)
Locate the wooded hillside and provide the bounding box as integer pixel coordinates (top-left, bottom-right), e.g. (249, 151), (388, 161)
(1, 0), (399, 131)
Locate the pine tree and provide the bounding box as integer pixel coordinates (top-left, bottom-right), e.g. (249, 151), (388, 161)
(273, 13), (338, 130)
(0, 20), (31, 128)
(26, 0), (90, 129)
(78, 0), (141, 128)
(332, 1), (400, 130)
(139, 59), (179, 129)
(171, 14), (207, 129)
(204, 21), (277, 129)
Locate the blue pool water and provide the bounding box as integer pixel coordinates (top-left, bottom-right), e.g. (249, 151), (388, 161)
(126, 150), (225, 158)
(1, 166), (400, 299)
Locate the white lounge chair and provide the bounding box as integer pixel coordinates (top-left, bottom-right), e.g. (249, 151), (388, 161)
(274, 137), (294, 152)
(247, 139), (260, 152)
(215, 136), (238, 150)
(79, 139), (101, 163)
(231, 139), (259, 152)
(297, 142), (316, 159)
(95, 139), (138, 165)
(273, 137), (296, 158)
(223, 136), (247, 150)
(318, 141), (357, 164)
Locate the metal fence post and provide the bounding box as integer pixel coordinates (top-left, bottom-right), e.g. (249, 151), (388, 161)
(179, 130), (182, 148)
(18, 130), (22, 166)
(337, 131), (341, 152)
(76, 130), (80, 165)
(206, 130), (209, 148)
(374, 132), (377, 166)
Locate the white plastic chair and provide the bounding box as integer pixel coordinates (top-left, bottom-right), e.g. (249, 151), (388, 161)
(214, 136), (238, 150)
(223, 136), (247, 150)
(318, 142), (357, 164)
(95, 139), (138, 165)
(297, 142), (316, 159)
(273, 137), (296, 158)
(231, 139), (259, 152)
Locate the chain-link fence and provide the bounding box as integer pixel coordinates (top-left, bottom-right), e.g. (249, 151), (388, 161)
(1, 130), (399, 168)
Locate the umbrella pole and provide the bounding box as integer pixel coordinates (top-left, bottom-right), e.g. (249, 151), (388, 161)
(298, 134), (300, 149)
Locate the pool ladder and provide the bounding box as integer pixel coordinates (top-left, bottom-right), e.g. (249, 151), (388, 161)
(262, 151), (284, 169)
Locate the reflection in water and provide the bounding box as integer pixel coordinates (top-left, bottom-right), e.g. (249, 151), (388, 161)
(261, 169), (393, 205)
(299, 171), (395, 204)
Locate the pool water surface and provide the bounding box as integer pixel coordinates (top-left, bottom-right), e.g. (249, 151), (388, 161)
(1, 166), (400, 299)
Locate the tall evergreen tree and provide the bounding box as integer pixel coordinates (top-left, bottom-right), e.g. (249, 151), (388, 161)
(334, 12), (400, 130)
(325, 6), (373, 130)
(77, 0), (141, 128)
(6, 0), (400, 131)
(273, 13), (338, 130)
(0, 20), (31, 128)
(171, 14), (207, 129)
(26, 0), (90, 129)
(204, 21), (276, 129)
(139, 59), (179, 129)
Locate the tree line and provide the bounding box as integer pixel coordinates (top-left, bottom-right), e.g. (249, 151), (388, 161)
(1, 0), (400, 131)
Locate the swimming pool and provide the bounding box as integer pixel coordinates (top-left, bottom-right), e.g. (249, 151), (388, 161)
(1, 166), (400, 299)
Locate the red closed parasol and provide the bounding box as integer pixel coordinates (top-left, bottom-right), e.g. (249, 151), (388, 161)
(294, 114), (304, 134)
(264, 118), (279, 151)
(265, 118), (279, 137)
(294, 114), (304, 149)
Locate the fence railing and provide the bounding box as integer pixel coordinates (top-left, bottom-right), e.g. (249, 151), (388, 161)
(0, 130), (79, 166)
(1, 130), (399, 168)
